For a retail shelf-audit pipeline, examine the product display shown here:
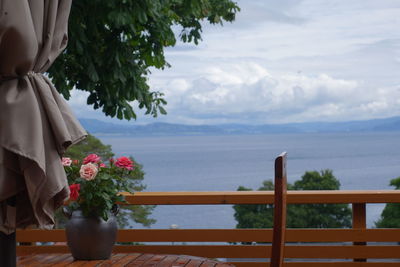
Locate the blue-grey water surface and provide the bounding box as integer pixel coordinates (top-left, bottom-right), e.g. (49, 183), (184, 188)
(98, 132), (400, 228)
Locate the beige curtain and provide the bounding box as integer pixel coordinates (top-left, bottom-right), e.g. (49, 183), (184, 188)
(0, 0), (87, 234)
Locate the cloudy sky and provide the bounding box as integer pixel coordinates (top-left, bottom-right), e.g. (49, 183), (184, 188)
(68, 0), (400, 125)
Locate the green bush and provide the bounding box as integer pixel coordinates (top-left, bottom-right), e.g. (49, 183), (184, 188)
(233, 170), (352, 230)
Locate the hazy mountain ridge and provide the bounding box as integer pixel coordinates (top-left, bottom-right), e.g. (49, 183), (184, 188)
(79, 116), (400, 136)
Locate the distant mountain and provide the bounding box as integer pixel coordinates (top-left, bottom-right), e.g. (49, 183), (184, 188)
(79, 116), (400, 136)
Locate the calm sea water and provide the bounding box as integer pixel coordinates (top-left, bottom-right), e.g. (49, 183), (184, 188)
(98, 132), (400, 228)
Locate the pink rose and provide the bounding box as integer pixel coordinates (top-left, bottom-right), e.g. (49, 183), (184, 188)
(69, 184), (80, 201)
(62, 157), (72, 167)
(115, 156), (134, 170)
(79, 163), (98, 181)
(83, 154), (101, 164)
(99, 163), (106, 168)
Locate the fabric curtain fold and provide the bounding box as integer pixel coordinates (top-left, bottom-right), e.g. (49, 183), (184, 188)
(0, 0), (87, 234)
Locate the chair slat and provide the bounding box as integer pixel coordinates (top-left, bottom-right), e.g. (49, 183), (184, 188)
(271, 152), (288, 267)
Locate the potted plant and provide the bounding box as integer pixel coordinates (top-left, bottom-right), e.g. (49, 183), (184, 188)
(62, 154), (135, 260)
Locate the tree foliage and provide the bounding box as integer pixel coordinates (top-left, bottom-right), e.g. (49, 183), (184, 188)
(49, 0), (240, 120)
(233, 170), (352, 230)
(234, 181), (275, 229)
(58, 134), (155, 228)
(375, 177), (400, 228)
(64, 134), (114, 160)
(288, 170), (351, 228)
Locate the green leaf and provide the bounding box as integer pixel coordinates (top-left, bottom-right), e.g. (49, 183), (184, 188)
(158, 106), (167, 115)
(87, 63), (99, 82)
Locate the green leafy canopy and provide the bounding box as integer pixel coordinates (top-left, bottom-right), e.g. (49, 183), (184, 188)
(49, 0), (240, 120)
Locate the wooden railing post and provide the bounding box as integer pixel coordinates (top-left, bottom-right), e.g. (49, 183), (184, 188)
(352, 202), (366, 262)
(270, 152), (287, 267)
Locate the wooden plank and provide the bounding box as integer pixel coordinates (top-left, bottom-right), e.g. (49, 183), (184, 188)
(17, 254), (72, 266)
(16, 254), (400, 267)
(150, 227), (392, 243)
(15, 255), (31, 267)
(12, 245), (214, 257)
(111, 245), (267, 258)
(140, 254), (167, 266)
(18, 245), (70, 254)
(28, 253), (61, 264)
(215, 264), (233, 267)
(17, 229), (66, 242)
(17, 228), (400, 243)
(118, 190), (400, 205)
(66, 260), (91, 266)
(115, 229), (274, 243)
(353, 203), (367, 262)
(78, 260), (105, 266)
(284, 264), (400, 267)
(112, 245), (400, 259)
(226, 263), (266, 267)
(110, 253), (142, 267)
(186, 259), (204, 267)
(157, 255), (180, 266)
(96, 253), (127, 267)
(197, 261), (217, 267)
(125, 253), (155, 266)
(50, 255), (74, 267)
(284, 246), (400, 259)
(17, 254), (41, 265)
(16, 253), (231, 267)
(353, 203), (367, 229)
(231, 263), (400, 267)
(16, 245), (400, 259)
(271, 152), (287, 267)
(170, 256), (191, 266)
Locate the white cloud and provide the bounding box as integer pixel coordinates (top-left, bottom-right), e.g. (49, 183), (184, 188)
(68, 0), (400, 125)
(151, 62), (400, 124)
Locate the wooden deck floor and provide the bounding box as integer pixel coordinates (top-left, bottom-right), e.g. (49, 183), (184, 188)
(17, 253), (234, 266)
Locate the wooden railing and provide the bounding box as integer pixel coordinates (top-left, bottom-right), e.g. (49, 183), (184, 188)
(17, 190), (400, 266)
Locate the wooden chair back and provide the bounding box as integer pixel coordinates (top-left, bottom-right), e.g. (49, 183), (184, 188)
(270, 152), (287, 267)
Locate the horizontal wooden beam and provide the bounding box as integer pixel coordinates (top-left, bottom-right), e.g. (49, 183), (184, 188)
(17, 245), (400, 259)
(121, 228), (400, 243)
(118, 190), (400, 205)
(16, 229), (400, 243)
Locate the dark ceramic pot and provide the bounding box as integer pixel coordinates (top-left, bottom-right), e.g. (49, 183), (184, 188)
(65, 210), (117, 260)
